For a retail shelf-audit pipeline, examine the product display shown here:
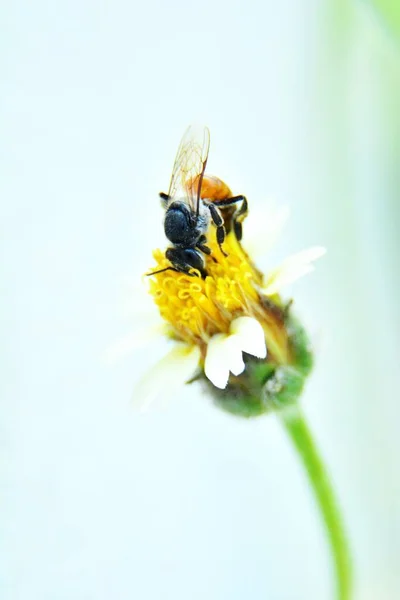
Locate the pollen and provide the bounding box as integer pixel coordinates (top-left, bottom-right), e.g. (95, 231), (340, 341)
(147, 232), (291, 365)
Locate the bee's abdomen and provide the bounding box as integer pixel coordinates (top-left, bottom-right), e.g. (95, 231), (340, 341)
(200, 175), (232, 201)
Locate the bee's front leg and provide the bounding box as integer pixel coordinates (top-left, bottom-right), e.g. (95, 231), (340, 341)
(159, 192), (170, 208)
(196, 234), (212, 256)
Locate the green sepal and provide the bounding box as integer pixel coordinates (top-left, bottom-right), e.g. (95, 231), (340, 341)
(202, 312), (314, 418)
(286, 314), (314, 377)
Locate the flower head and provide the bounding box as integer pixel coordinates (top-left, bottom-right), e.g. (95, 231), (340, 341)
(120, 206), (325, 416)
(109, 128), (324, 415)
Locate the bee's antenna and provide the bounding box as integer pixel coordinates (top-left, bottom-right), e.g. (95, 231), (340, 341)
(146, 266), (178, 277)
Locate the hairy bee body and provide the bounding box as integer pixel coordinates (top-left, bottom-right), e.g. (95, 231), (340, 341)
(151, 126), (248, 278)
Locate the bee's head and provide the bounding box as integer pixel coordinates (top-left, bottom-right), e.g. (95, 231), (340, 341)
(164, 201), (198, 246)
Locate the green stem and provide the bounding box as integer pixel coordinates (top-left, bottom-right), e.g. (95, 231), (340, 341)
(280, 405), (352, 600)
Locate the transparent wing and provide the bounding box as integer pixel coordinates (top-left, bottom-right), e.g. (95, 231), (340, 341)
(167, 125), (210, 214)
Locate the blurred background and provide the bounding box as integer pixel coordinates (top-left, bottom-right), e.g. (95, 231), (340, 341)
(2, 1), (400, 598)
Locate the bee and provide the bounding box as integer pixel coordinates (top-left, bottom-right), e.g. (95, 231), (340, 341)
(150, 125), (248, 277)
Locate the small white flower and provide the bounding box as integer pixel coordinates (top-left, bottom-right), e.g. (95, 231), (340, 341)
(107, 202), (324, 411)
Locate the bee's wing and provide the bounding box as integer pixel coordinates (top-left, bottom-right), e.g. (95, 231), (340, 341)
(167, 125), (210, 215)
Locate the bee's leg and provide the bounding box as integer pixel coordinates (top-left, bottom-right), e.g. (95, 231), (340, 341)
(233, 196), (248, 241)
(159, 192), (170, 208)
(196, 234), (212, 256)
(197, 242), (218, 264)
(233, 221), (243, 241)
(213, 195), (248, 241)
(212, 195), (247, 209)
(207, 204), (228, 256)
(196, 242), (211, 255)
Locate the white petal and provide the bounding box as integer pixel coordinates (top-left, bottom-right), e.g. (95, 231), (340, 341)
(285, 246), (326, 264)
(118, 276), (154, 318)
(204, 333), (246, 388)
(262, 246), (326, 295)
(230, 316), (267, 359)
(204, 334), (231, 389)
(104, 322), (166, 364)
(224, 336), (246, 376)
(132, 343), (201, 412)
(263, 266), (314, 295)
(243, 205), (290, 259)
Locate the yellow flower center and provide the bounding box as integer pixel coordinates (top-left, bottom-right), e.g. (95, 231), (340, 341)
(147, 232), (291, 364)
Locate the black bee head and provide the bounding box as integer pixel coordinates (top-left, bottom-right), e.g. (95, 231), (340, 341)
(164, 202), (198, 246)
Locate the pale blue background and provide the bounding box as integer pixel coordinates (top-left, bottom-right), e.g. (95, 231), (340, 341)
(2, 1), (400, 599)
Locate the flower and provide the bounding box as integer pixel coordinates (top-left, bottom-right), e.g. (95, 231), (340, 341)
(109, 206), (325, 415)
